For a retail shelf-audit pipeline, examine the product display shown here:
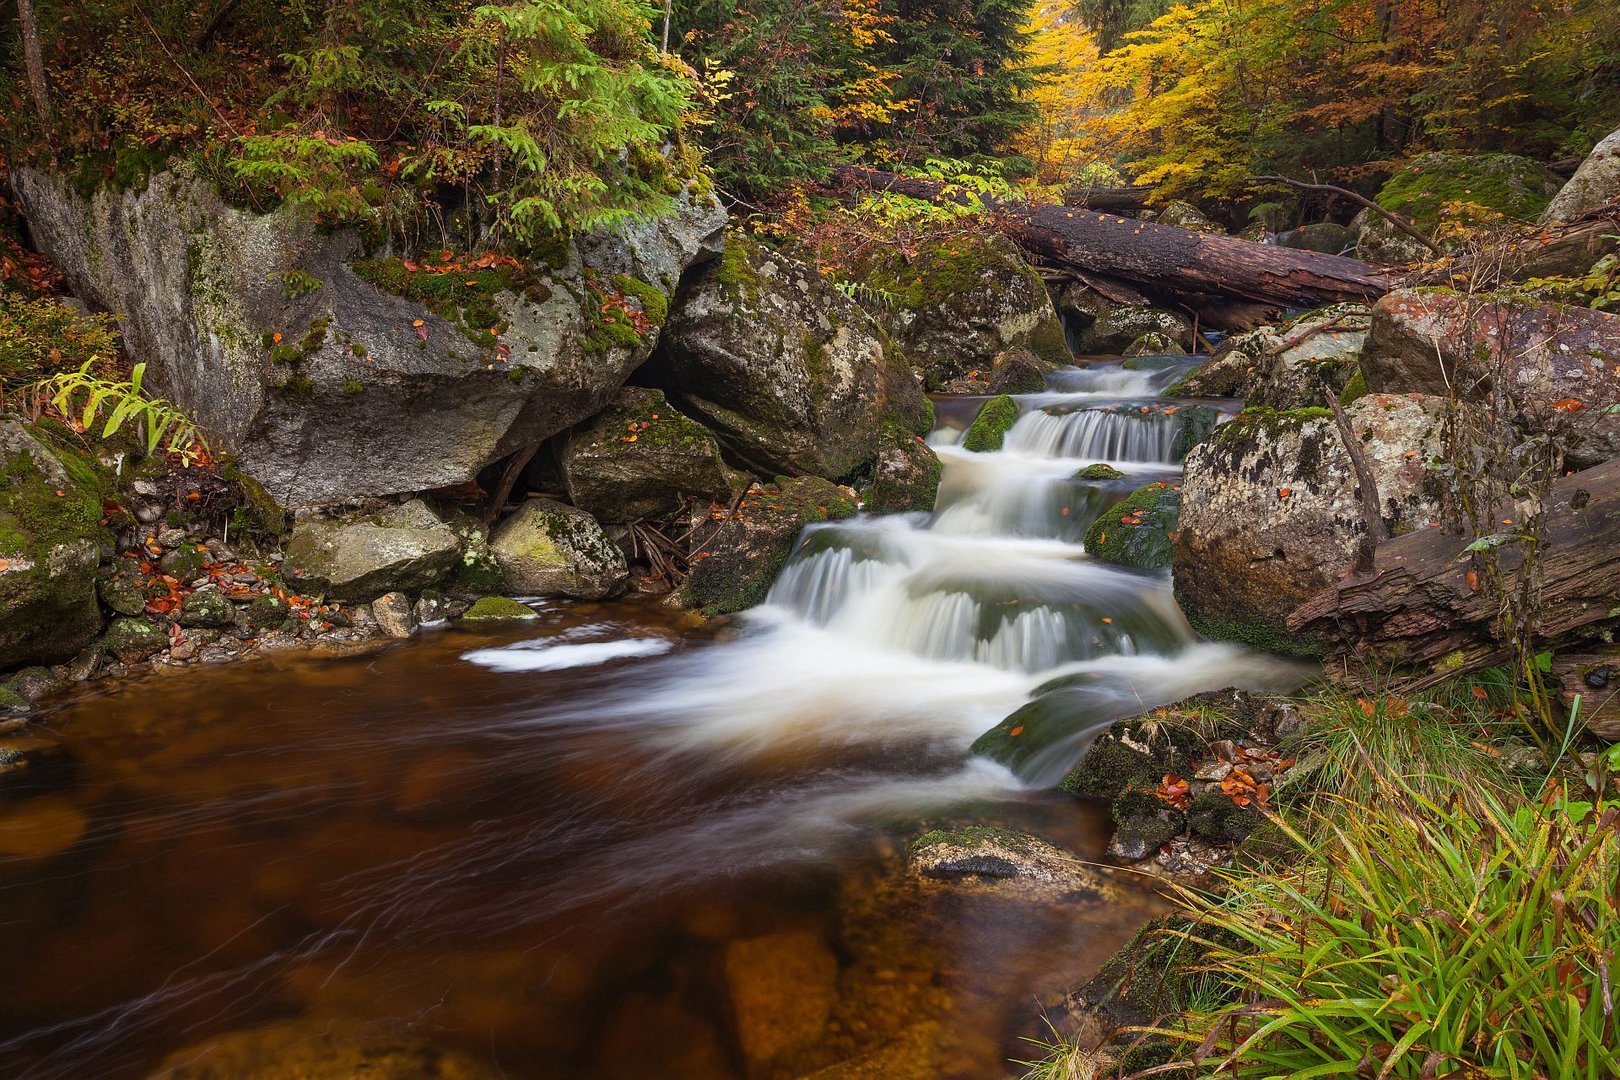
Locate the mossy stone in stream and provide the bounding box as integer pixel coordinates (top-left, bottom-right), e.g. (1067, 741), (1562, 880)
(1187, 786), (1261, 843)
(1060, 715), (1207, 800)
(1075, 463), (1125, 481)
(460, 596), (540, 624)
(1110, 788), (1185, 861)
(1082, 482), (1180, 571)
(960, 395), (1019, 453)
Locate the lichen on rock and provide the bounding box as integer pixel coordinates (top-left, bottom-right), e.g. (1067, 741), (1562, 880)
(488, 498), (628, 599)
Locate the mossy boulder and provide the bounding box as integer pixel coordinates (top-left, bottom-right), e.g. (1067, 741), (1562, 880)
(1375, 152), (1560, 234)
(1174, 395), (1448, 656)
(1154, 200), (1223, 234)
(13, 165), (724, 508)
(282, 499), (461, 601)
(657, 231), (930, 479)
(244, 593), (290, 628)
(1083, 482), (1180, 571)
(866, 430), (942, 514)
(0, 420), (108, 668)
(983, 346), (1049, 395)
(1544, 126), (1620, 222)
(1361, 289), (1620, 467)
(443, 512), (504, 595)
(178, 589), (236, 628)
(1071, 302), (1193, 357)
(559, 387), (729, 522)
(1109, 788), (1185, 861)
(488, 498), (627, 599)
(1272, 221), (1356, 255)
(459, 596), (540, 624)
(960, 395), (1020, 453)
(1167, 303), (1369, 408)
(678, 476), (857, 615)
(1061, 714), (1208, 800)
(1076, 463), (1125, 480)
(851, 232), (1070, 388)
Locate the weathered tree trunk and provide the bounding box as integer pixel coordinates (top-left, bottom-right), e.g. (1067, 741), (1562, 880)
(1288, 459), (1620, 677)
(834, 167), (1392, 310)
(1062, 184), (1154, 213)
(17, 0), (51, 122)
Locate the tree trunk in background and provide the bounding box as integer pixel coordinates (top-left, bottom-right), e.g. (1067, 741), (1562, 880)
(833, 166), (1393, 311)
(17, 0), (51, 122)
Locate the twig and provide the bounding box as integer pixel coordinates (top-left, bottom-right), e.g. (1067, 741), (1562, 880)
(1262, 311), (1361, 359)
(135, 4), (240, 139)
(1252, 174), (1440, 256)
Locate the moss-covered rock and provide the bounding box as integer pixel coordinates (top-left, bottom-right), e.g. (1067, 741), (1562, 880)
(866, 430), (942, 515)
(178, 589), (236, 628)
(1061, 714), (1208, 800)
(282, 499), (461, 602)
(1057, 285), (1194, 357)
(1109, 788), (1185, 861)
(1076, 462), (1125, 480)
(0, 420), (108, 668)
(1167, 303), (1370, 409)
(1187, 786), (1261, 843)
(442, 512), (504, 596)
(983, 346), (1050, 395)
(244, 593), (290, 628)
(677, 476), (858, 615)
(1124, 332), (1187, 358)
(1154, 200), (1223, 234)
(657, 231), (929, 479)
(1544, 126), (1620, 222)
(960, 395), (1019, 453)
(1375, 152), (1561, 233)
(906, 824), (1114, 900)
(559, 386), (729, 522)
(851, 232), (1070, 388)
(488, 498), (627, 599)
(1082, 482), (1180, 571)
(459, 596), (541, 624)
(100, 616), (168, 661)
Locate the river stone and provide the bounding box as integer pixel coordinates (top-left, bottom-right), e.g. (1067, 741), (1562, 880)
(723, 929), (840, 1073)
(459, 596), (540, 624)
(1544, 127), (1620, 222)
(283, 499), (461, 601)
(906, 825), (1113, 902)
(12, 165), (723, 508)
(0, 420), (107, 668)
(371, 592), (415, 638)
(244, 593), (290, 628)
(489, 499), (627, 599)
(1110, 789), (1186, 861)
(1083, 481), (1180, 571)
(1359, 289), (1620, 467)
(1174, 394), (1448, 656)
(146, 1019), (505, 1079)
(1154, 199), (1223, 233)
(442, 512), (503, 595)
(559, 387), (729, 522)
(866, 432), (943, 514)
(657, 232), (931, 478)
(961, 394), (1019, 452)
(984, 346), (1049, 395)
(1274, 222), (1356, 254)
(1124, 332), (1186, 357)
(98, 561), (149, 617)
(178, 589), (236, 628)
(98, 616), (169, 661)
(1075, 304), (1193, 356)
(0, 795), (89, 858)
(1170, 304), (1369, 408)
(678, 476), (857, 615)
(851, 232), (1070, 388)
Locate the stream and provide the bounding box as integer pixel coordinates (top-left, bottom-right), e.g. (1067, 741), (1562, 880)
(0, 359), (1305, 1078)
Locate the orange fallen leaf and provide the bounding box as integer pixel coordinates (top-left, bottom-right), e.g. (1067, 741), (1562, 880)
(1009, 725), (1025, 737)
(1278, 487), (1293, 498)
(1466, 568), (1481, 591)
(1551, 398), (1585, 412)
(271, 331), (283, 344)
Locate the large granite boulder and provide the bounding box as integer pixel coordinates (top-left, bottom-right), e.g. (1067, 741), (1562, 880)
(489, 498), (628, 598)
(12, 165), (725, 508)
(852, 232), (1070, 387)
(559, 387), (729, 522)
(1360, 289), (1620, 467)
(1174, 395), (1448, 656)
(657, 232), (930, 478)
(1543, 127), (1620, 223)
(0, 420), (107, 667)
(281, 499), (461, 601)
(1169, 303), (1370, 408)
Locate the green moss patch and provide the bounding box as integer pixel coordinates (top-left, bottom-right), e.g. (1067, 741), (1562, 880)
(1376, 152), (1556, 232)
(961, 394), (1019, 452)
(351, 256), (533, 349)
(1083, 481), (1180, 570)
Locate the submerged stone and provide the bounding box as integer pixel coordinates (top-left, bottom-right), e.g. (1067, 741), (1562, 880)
(459, 596), (540, 624)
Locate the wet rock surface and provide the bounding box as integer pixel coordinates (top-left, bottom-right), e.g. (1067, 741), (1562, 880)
(488, 498), (629, 599)
(559, 386), (730, 523)
(282, 499), (462, 602)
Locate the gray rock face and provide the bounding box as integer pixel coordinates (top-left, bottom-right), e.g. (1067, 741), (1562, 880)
(282, 499), (461, 601)
(1174, 394), (1448, 655)
(1154, 200), (1223, 233)
(658, 233), (931, 478)
(1544, 127), (1620, 222)
(12, 165), (722, 508)
(854, 232), (1071, 387)
(1074, 302), (1193, 356)
(1361, 289), (1620, 467)
(560, 387), (729, 522)
(1351, 208), (1433, 265)
(1172, 304), (1369, 408)
(0, 420), (106, 668)
(866, 432), (942, 515)
(1274, 222), (1355, 255)
(371, 592), (416, 638)
(489, 498), (627, 598)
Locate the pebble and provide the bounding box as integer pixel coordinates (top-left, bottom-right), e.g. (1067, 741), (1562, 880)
(157, 527), (187, 548)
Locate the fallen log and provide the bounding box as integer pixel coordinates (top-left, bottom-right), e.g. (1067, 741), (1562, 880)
(1288, 458), (1620, 681)
(833, 166), (1393, 310)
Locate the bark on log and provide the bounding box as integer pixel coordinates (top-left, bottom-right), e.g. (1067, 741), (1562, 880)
(1288, 459), (1620, 677)
(834, 166), (1392, 310)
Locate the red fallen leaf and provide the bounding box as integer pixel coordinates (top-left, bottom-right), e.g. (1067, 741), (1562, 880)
(1101, 616), (1113, 624)
(1233, 795), (1252, 807)
(144, 597), (174, 615)
(1009, 725), (1025, 737)
(1059, 506), (1070, 517)
(403, 260), (419, 272)
(1278, 486), (1292, 498)
(414, 324), (430, 342)
(1472, 685), (1489, 700)
(1551, 398), (1585, 412)
(1466, 568), (1481, 591)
